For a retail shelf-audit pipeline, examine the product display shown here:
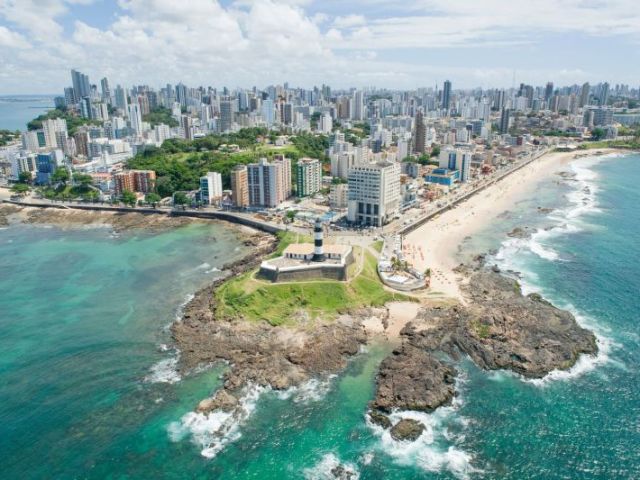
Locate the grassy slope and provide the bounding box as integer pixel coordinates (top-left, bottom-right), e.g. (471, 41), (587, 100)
(215, 245), (414, 326)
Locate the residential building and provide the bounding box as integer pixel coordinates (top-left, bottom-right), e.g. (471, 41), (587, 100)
(347, 160), (401, 226)
(296, 157), (321, 197)
(247, 157), (289, 208)
(200, 172), (223, 205)
(329, 183), (348, 209)
(114, 169), (156, 195)
(230, 165), (250, 208)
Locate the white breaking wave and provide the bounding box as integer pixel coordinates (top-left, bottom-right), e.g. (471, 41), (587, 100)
(368, 407), (478, 480)
(145, 355), (181, 384)
(275, 375), (337, 403)
(491, 154), (621, 386)
(303, 453), (360, 480)
(526, 305), (618, 387)
(167, 384), (267, 459)
(368, 376), (479, 480)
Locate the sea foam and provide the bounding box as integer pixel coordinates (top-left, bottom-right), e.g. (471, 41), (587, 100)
(302, 453), (360, 480)
(368, 377), (479, 479)
(167, 384), (267, 459)
(492, 153), (619, 386)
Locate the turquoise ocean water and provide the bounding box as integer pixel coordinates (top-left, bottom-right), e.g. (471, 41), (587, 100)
(1, 152), (639, 479)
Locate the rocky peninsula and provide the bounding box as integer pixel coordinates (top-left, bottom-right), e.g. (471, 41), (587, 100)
(368, 266), (598, 438)
(171, 230), (598, 443)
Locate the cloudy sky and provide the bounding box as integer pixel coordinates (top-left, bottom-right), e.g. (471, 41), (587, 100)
(0, 0), (638, 94)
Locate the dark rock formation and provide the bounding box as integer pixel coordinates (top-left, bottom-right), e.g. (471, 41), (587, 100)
(390, 419), (426, 441)
(370, 270), (598, 416)
(371, 345), (456, 413)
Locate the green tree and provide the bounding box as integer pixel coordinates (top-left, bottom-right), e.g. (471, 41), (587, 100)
(51, 167), (70, 185)
(18, 171), (32, 184)
(73, 173), (93, 186)
(10, 183), (30, 196)
(145, 192), (162, 206)
(430, 145), (441, 158)
(121, 190), (137, 207)
(591, 128), (607, 141)
(173, 191), (189, 206)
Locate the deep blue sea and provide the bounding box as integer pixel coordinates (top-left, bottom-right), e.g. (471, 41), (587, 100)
(0, 152), (638, 479)
(0, 95), (55, 131)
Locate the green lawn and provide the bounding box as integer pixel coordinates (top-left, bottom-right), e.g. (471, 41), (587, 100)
(371, 240), (384, 253)
(215, 248), (414, 326)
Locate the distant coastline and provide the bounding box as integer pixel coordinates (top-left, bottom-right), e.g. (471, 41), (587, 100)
(0, 95), (56, 132)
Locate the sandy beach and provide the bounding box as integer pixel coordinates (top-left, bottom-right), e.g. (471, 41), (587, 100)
(404, 149), (621, 301)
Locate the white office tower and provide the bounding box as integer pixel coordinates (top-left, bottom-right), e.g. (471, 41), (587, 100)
(439, 146), (473, 182)
(347, 161), (401, 227)
(42, 118), (68, 149)
(397, 139), (409, 161)
(319, 112), (333, 133)
(21, 131), (40, 151)
(128, 103), (143, 136)
(114, 85), (129, 114)
(200, 172), (223, 205)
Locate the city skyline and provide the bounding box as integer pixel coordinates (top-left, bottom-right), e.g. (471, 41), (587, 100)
(1, 0), (640, 94)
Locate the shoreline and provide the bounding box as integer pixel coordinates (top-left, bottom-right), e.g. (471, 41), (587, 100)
(404, 148), (626, 301)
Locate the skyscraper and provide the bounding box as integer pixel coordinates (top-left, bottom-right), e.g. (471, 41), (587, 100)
(219, 98), (234, 133)
(499, 108), (511, 134)
(128, 102), (143, 136)
(442, 80), (452, 111)
(580, 82), (591, 107)
(413, 110), (426, 154)
(114, 85), (129, 114)
(101, 77), (111, 104)
(545, 82), (554, 102)
(71, 69), (91, 103)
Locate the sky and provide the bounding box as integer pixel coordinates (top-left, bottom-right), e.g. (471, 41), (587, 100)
(0, 0), (639, 94)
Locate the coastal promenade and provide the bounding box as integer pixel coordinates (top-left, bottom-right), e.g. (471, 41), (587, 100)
(0, 192), (288, 235)
(396, 146), (549, 236)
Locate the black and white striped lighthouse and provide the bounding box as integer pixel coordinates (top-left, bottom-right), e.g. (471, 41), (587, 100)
(312, 217), (325, 262)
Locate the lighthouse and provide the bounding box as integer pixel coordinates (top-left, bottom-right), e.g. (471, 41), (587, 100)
(312, 217), (325, 262)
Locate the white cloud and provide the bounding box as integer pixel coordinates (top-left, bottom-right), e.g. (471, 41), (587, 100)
(332, 14), (366, 29)
(0, 25), (29, 48)
(0, 0), (637, 93)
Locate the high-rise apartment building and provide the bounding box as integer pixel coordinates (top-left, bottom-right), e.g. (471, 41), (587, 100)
(296, 158), (321, 197)
(71, 69), (91, 103)
(247, 157), (290, 208)
(230, 165), (250, 208)
(347, 161), (401, 227)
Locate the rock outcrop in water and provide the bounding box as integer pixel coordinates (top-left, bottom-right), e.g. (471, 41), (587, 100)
(369, 270), (598, 429)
